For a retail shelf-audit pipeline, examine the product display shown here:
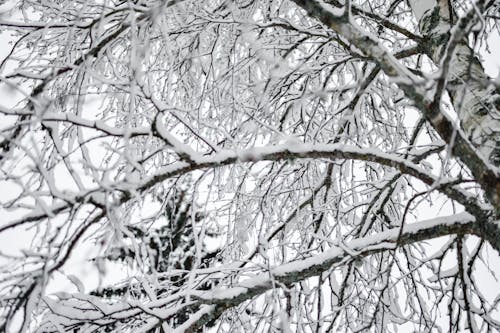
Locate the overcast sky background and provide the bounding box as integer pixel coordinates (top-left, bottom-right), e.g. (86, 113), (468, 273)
(0, 4), (499, 331)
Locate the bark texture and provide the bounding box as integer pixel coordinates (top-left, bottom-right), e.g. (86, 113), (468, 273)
(409, 0), (499, 166)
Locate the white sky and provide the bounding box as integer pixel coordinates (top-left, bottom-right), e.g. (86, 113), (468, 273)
(0, 3), (499, 332)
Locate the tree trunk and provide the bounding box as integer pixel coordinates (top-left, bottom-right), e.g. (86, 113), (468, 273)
(408, 0), (499, 166)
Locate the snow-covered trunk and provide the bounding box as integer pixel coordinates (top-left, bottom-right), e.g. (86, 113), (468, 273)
(409, 0), (499, 166)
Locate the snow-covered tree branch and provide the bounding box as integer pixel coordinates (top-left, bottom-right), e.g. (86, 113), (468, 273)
(0, 0), (499, 332)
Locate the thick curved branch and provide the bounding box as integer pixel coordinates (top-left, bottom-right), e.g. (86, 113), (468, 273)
(40, 212), (497, 332)
(181, 213), (486, 332)
(1, 143), (488, 240)
(137, 143), (487, 219)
